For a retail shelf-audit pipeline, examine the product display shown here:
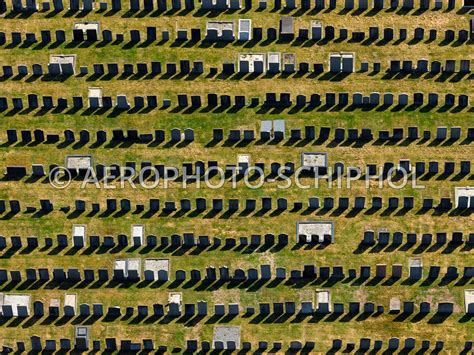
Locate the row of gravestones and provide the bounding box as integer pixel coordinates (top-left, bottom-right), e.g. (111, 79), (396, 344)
(28, 300), (175, 319)
(88, 60), (203, 77)
(0, 265), (472, 299)
(341, 0), (456, 10)
(73, 233), (288, 250)
(1, 60), (204, 78)
(231, 60), (472, 76)
(389, 59), (471, 74)
(178, 92), (473, 108)
(0, 92), (471, 113)
(4, 158), (472, 184)
(254, 0), (460, 11)
(73, 27), (198, 43)
(0, 30), (67, 45)
(7, 0), (197, 12)
(11, 337), (84, 353)
(356, 159), (472, 177)
(362, 230), (474, 246)
(252, 300), (450, 316)
(120, 25), (471, 44)
(186, 92), (469, 108)
(262, 92), (471, 108)
(232, 60), (472, 76)
(327, 27), (471, 44)
(2, 230), (469, 256)
(9, 0), (95, 11)
(0, 232), (289, 251)
(1, 262), (471, 285)
(75, 229), (474, 251)
(236, 25), (472, 44)
(3, 124), (472, 148)
(221, 125), (473, 142)
(1, 27), (189, 46)
(18, 298), (465, 323)
(46, 337), (157, 353)
(327, 338), (472, 353)
(177, 93), (245, 108)
(0, 199), (54, 214)
(175, 92), (471, 108)
(2, 25), (470, 47)
(19, 336), (158, 353)
(71, 232), (287, 249)
(4, 128), (193, 145)
(0, 264), (474, 298)
(81, 158), (474, 182)
(2, 0), (465, 14)
(0, 195), (470, 216)
(239, 59), (471, 76)
(69, 60), (328, 78)
(174, 264), (473, 282)
(189, 339), (465, 353)
(206, 300), (458, 318)
(9, 336), (470, 354)
(3, 27), (164, 46)
(5, 160), (292, 180)
(0, 94), (171, 112)
(0, 93), (210, 116)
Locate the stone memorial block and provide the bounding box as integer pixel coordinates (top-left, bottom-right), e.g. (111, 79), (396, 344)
(376, 264), (387, 278)
(414, 27), (424, 40)
(438, 302), (453, 314)
(409, 257), (423, 279)
(383, 27), (394, 41)
(398, 93), (409, 106)
(388, 337), (399, 350)
(420, 302), (430, 313)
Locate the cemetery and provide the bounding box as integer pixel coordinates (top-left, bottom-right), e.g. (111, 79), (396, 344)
(0, 0), (472, 351)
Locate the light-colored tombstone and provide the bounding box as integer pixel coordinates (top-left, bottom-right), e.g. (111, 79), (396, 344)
(64, 293), (77, 317)
(72, 224), (86, 247)
(131, 224), (144, 246)
(238, 19), (251, 41)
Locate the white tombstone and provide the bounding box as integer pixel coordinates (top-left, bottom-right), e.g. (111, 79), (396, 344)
(49, 54), (77, 75)
(144, 259), (170, 281)
(64, 293), (77, 316)
(296, 221), (334, 243)
(301, 152), (328, 169)
(73, 22), (100, 39)
(316, 290), (331, 312)
(131, 224), (144, 246)
(168, 292), (182, 314)
(311, 20), (323, 40)
(329, 52), (354, 73)
(238, 19), (251, 41)
(454, 187), (474, 208)
(88, 87), (103, 108)
(408, 257), (423, 279)
(114, 258), (141, 279)
(72, 224), (86, 247)
(267, 52), (281, 72)
(464, 289), (474, 314)
(66, 155), (92, 172)
(238, 53), (265, 73)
